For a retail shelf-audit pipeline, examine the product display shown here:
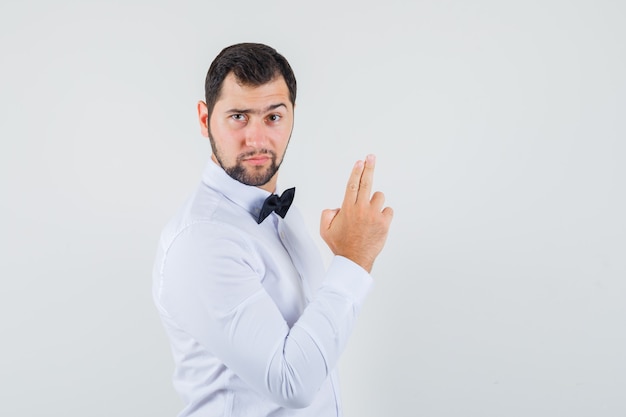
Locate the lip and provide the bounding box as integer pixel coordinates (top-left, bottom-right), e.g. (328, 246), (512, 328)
(243, 155), (270, 165)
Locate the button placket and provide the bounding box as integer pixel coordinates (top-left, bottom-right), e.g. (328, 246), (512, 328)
(278, 219), (312, 304)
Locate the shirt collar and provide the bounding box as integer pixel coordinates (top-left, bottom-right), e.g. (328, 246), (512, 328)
(201, 159), (274, 221)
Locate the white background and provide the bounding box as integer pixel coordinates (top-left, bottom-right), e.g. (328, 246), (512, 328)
(1, 1), (625, 416)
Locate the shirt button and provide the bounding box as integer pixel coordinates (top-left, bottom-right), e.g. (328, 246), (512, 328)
(280, 232), (286, 240)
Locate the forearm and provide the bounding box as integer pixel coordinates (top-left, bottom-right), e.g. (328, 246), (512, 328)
(263, 256), (372, 407)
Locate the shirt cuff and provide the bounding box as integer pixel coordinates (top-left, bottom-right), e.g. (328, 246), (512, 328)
(325, 255), (373, 306)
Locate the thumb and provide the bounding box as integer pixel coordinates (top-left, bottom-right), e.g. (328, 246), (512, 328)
(320, 208), (340, 232)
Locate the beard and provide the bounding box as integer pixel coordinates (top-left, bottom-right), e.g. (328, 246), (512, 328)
(208, 125), (291, 187)
(220, 149), (281, 187)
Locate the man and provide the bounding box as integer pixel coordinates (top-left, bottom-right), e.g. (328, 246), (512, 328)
(153, 43), (393, 417)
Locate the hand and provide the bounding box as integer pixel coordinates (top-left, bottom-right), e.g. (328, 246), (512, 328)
(320, 154), (394, 273)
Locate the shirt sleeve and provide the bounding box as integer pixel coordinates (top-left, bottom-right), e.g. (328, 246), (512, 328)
(155, 220), (372, 409)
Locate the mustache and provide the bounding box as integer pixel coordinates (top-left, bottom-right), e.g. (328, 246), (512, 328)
(237, 149), (275, 162)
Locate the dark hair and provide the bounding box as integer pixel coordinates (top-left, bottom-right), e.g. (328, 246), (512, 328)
(204, 43), (297, 120)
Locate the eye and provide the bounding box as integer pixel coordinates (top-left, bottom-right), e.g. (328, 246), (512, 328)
(268, 114), (282, 122)
(231, 114), (246, 121)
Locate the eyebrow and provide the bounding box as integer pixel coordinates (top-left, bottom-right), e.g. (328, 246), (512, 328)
(225, 103), (288, 115)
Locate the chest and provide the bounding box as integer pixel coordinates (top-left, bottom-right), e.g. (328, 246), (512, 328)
(252, 215), (310, 327)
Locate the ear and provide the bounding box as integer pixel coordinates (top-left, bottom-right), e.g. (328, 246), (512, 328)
(197, 101), (209, 138)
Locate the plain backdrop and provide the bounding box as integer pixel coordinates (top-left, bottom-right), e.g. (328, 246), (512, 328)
(1, 1), (625, 416)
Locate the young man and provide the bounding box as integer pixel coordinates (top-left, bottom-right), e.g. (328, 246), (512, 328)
(153, 43), (393, 417)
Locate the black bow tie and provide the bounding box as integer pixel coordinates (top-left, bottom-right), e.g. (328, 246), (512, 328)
(256, 187), (296, 224)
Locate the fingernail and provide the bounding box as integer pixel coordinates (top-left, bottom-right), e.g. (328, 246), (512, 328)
(355, 160), (364, 168)
(366, 154), (376, 163)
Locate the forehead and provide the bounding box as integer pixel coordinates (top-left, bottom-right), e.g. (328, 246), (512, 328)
(215, 72), (292, 110)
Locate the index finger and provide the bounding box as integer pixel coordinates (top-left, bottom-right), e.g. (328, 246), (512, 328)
(356, 154), (376, 205)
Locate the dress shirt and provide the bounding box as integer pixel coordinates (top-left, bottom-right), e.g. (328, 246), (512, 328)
(152, 159), (373, 417)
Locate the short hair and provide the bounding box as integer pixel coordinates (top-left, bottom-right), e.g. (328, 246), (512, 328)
(204, 43), (297, 120)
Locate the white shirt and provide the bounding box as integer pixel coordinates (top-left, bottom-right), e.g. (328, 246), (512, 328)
(152, 159), (373, 417)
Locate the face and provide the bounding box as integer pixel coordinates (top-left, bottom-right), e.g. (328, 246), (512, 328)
(197, 72), (294, 192)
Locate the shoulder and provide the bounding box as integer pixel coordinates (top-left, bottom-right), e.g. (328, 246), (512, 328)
(160, 183), (257, 248)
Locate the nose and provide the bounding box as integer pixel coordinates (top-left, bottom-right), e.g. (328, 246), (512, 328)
(244, 119), (268, 149)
